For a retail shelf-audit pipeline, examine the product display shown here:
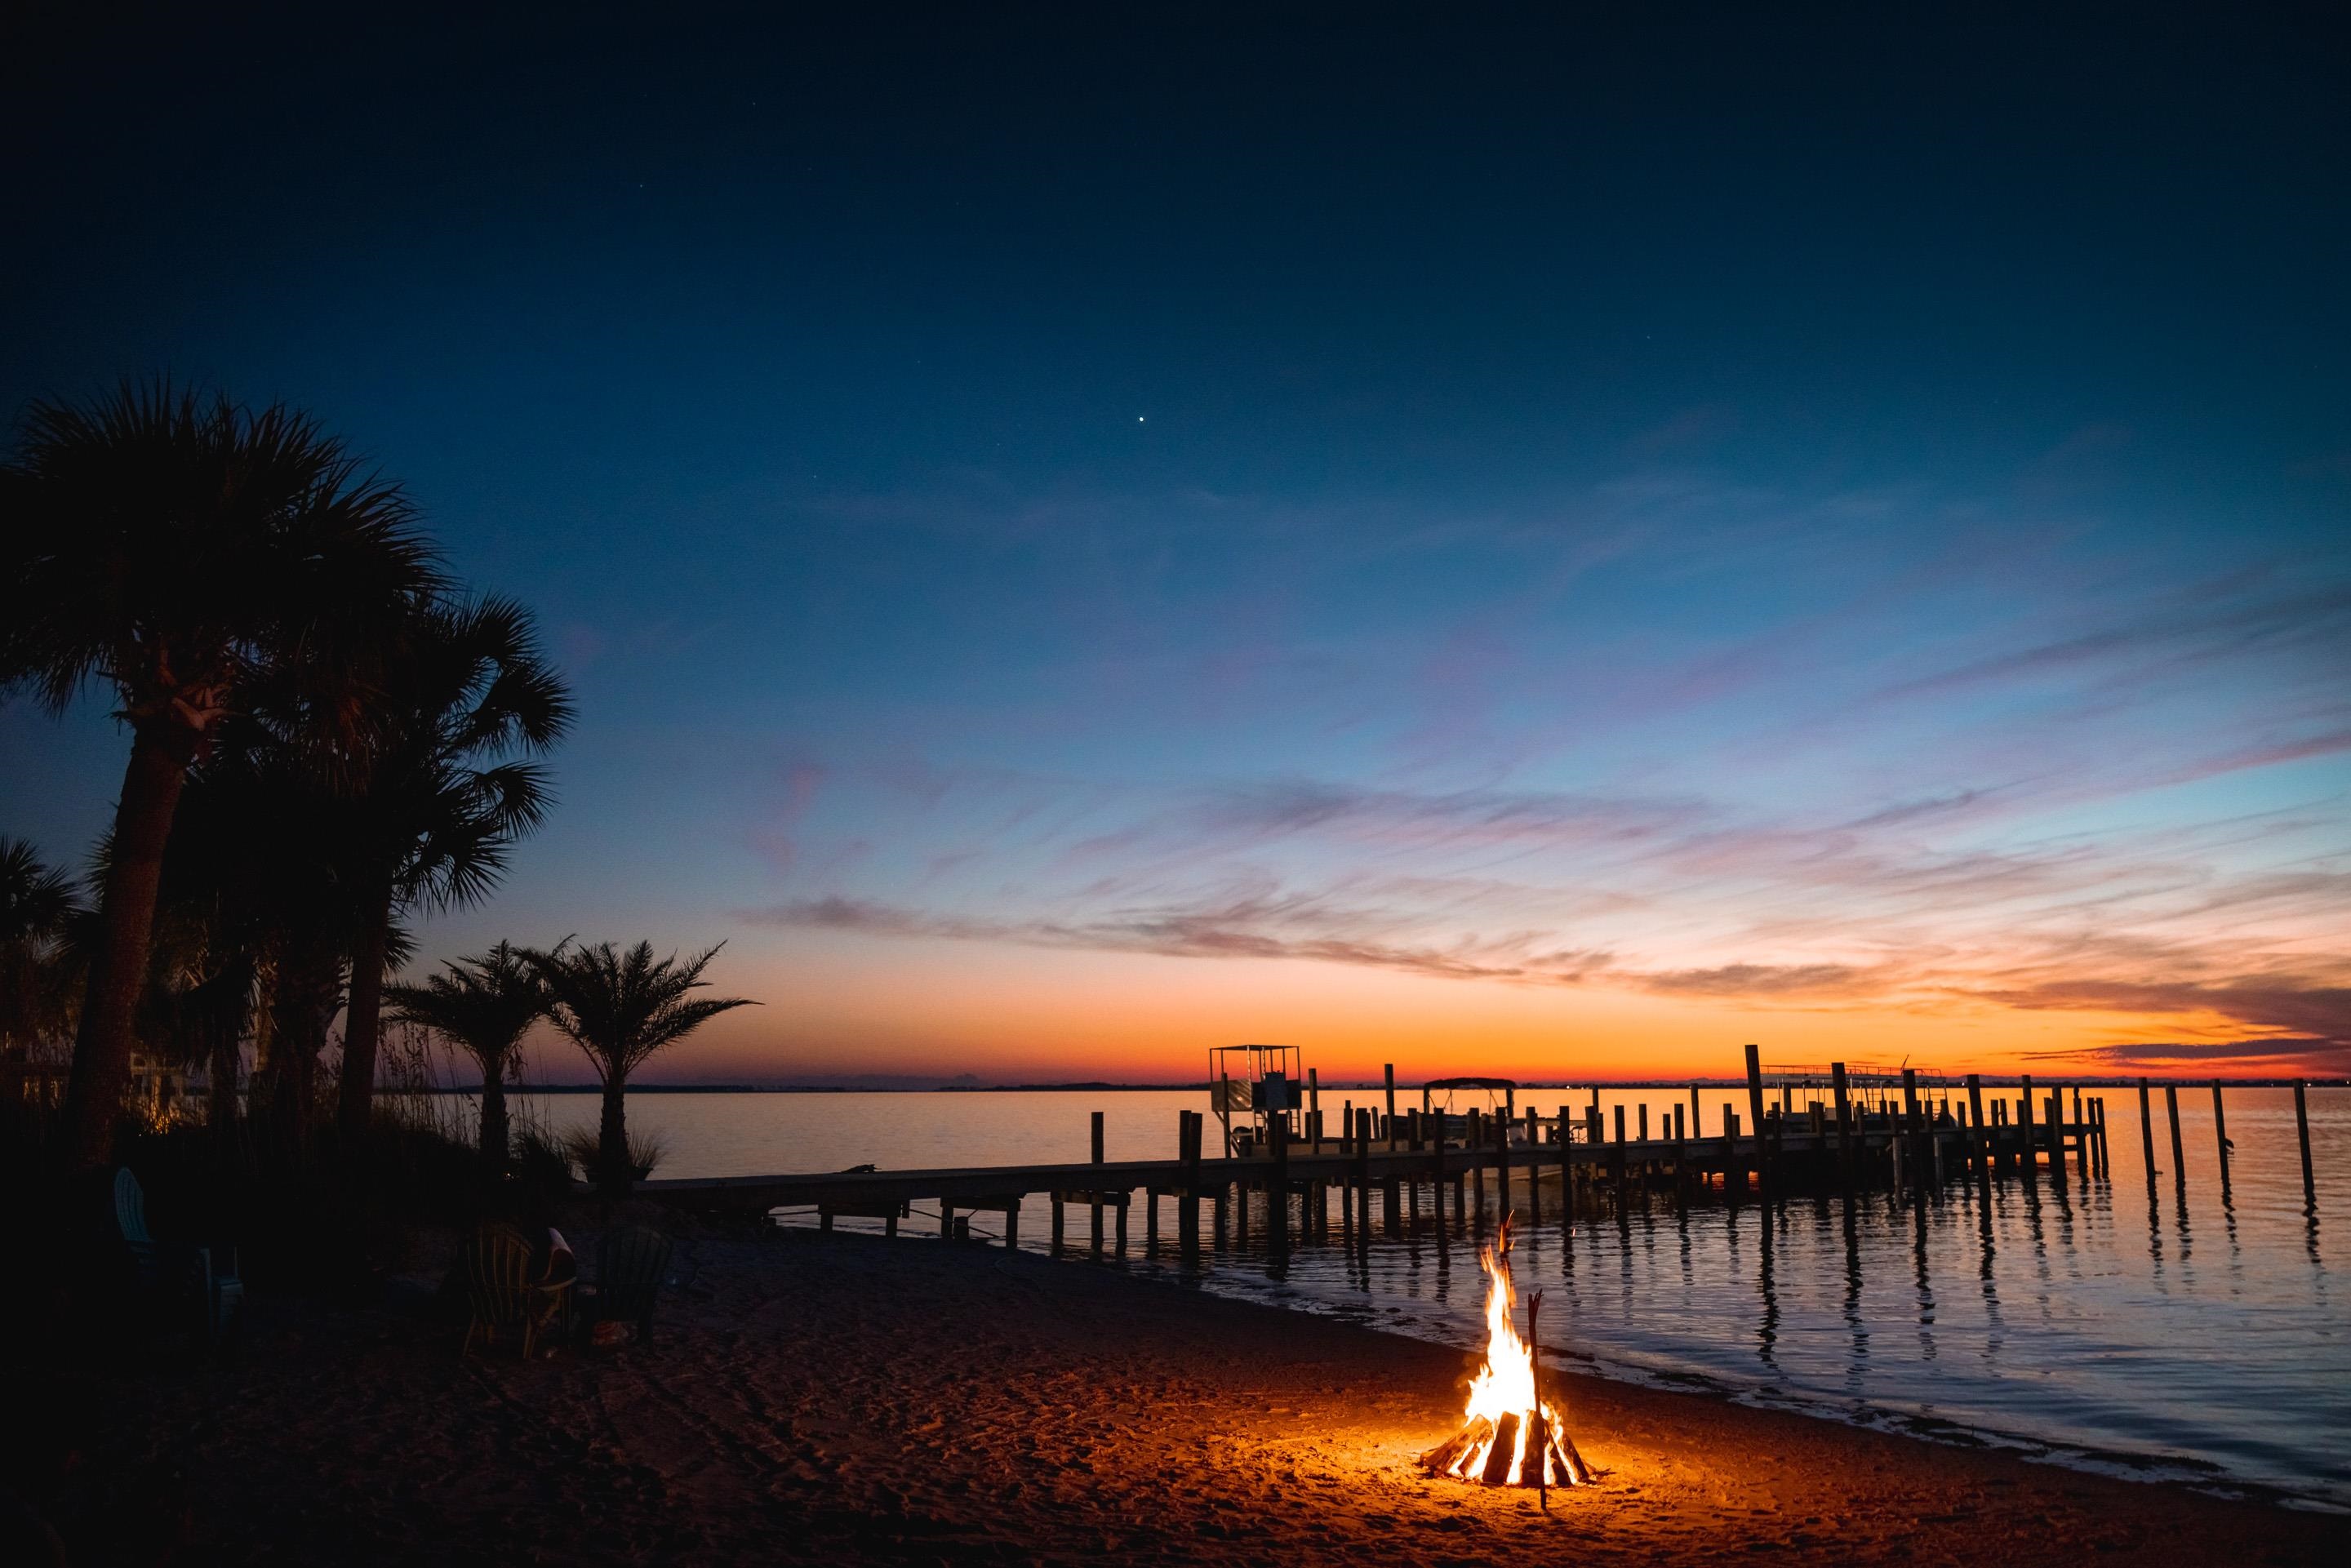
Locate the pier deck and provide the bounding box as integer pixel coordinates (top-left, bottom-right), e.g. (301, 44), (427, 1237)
(644, 1110), (2105, 1238)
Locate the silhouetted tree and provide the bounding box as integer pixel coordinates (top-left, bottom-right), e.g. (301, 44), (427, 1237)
(335, 597), (571, 1140)
(523, 941), (755, 1195)
(385, 942), (546, 1170)
(0, 837), (82, 1060)
(0, 381), (442, 1167)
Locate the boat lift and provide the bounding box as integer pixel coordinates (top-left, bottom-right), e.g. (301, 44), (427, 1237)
(1207, 1043), (1304, 1157)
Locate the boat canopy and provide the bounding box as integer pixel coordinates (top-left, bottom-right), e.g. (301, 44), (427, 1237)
(1421, 1076), (1518, 1090)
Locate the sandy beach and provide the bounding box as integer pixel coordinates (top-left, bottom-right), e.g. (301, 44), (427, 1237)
(12, 1213), (2342, 1566)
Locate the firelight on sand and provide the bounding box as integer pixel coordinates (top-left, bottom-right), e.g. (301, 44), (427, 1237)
(1417, 1215), (1593, 1491)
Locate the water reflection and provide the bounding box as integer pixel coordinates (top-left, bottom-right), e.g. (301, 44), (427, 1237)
(710, 1085), (2344, 1506)
(1839, 1197), (1868, 1389)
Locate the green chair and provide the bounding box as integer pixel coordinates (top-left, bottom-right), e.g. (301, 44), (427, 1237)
(461, 1224), (570, 1358)
(592, 1225), (675, 1346)
(113, 1167), (242, 1345)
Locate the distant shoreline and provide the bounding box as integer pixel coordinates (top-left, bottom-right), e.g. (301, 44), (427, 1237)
(420, 1077), (2350, 1094)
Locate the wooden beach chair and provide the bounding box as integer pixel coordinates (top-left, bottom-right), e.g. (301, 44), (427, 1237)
(460, 1224), (570, 1358)
(113, 1167), (242, 1346)
(590, 1225), (674, 1346)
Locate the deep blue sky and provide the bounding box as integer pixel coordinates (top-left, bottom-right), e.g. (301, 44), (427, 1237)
(6, 6), (2346, 1080)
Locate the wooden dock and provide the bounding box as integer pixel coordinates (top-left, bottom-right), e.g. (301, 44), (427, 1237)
(642, 1056), (2186, 1255)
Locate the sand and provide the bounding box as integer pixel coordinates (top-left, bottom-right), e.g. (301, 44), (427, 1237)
(16, 1219), (2346, 1566)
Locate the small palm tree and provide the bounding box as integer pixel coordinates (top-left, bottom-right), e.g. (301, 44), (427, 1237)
(385, 942), (546, 1169)
(1, 380), (442, 1168)
(336, 597), (573, 1140)
(523, 940), (755, 1194)
(0, 837), (84, 1060)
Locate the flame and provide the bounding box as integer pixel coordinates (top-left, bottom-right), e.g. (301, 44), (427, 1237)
(1442, 1216), (1574, 1486)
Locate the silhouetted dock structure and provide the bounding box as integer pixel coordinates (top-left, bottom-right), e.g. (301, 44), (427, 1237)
(642, 1051), (2325, 1258)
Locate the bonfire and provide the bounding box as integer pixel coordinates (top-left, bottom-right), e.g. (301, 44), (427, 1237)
(1417, 1215), (1593, 1494)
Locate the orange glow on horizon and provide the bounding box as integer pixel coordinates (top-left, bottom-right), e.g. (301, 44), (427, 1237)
(512, 932), (2346, 1086)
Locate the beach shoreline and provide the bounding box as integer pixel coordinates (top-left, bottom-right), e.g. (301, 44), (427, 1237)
(15, 1213), (2345, 1566)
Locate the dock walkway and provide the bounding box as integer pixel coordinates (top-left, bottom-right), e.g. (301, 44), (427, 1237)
(645, 1069), (2119, 1254)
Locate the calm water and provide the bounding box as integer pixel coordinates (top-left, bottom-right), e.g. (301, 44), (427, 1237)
(503, 1085), (2351, 1508)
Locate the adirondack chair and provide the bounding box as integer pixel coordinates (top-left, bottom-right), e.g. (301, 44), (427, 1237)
(591, 1225), (674, 1346)
(461, 1224), (571, 1358)
(113, 1167), (242, 1344)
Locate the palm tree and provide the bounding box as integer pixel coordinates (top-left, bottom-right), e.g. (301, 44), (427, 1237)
(1, 381), (443, 1168)
(384, 942), (546, 1169)
(524, 940), (756, 1194)
(0, 837), (83, 1061)
(335, 597), (572, 1140)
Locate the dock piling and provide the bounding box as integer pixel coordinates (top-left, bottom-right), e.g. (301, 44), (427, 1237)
(1833, 1063), (1855, 1190)
(2165, 1084), (2186, 1193)
(2138, 1078), (2157, 1185)
(2295, 1081), (2316, 1209)
(2211, 1082), (2231, 1196)
(1744, 1044), (1771, 1199)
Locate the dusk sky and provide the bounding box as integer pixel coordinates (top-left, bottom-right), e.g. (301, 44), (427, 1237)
(5, 7), (2346, 1082)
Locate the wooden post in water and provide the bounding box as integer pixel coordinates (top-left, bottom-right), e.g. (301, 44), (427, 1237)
(1050, 1193), (1064, 1256)
(1177, 1111), (1200, 1258)
(1724, 1109), (1742, 1202)
(2138, 1078), (2158, 1184)
(2076, 1089), (2091, 1180)
(2295, 1081), (2316, 1209)
(2211, 1082), (2231, 1195)
(1384, 1064), (1398, 1149)
(2019, 1073), (2037, 1171)
(1355, 1108), (1374, 1244)
(1269, 1101), (1291, 1256)
(1900, 1068), (1922, 1189)
(1494, 1109), (1512, 1221)
(1833, 1063), (1855, 1190)
(1527, 1108), (1544, 1227)
(2165, 1084), (2186, 1193)
(1090, 1111), (1107, 1259)
(1430, 1119), (1448, 1242)
(1744, 1044), (1771, 1199)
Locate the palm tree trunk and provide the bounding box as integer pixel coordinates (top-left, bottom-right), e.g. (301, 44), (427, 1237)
(479, 1060), (510, 1171)
(62, 723), (196, 1170)
(598, 1076), (629, 1197)
(265, 931), (342, 1157)
(203, 949), (254, 1146)
(336, 878), (395, 1142)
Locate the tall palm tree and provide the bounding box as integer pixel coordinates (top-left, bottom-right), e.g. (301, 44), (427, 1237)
(384, 942), (546, 1169)
(1, 381), (443, 1168)
(524, 940), (756, 1195)
(0, 837), (83, 1061)
(335, 597), (572, 1140)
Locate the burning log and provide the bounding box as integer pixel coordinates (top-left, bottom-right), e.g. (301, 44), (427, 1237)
(1415, 1215), (1593, 1491)
(1479, 1413), (1521, 1485)
(1414, 1415), (1492, 1475)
